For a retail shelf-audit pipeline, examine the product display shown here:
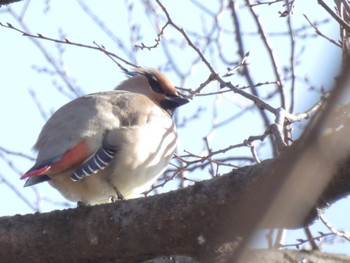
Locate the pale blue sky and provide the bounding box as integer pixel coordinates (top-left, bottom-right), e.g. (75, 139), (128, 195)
(0, 0), (348, 254)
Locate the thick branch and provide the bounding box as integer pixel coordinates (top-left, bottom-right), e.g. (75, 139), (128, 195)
(1, 138), (349, 262)
(0, 0), (21, 7)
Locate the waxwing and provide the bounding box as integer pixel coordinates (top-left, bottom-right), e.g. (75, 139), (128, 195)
(21, 69), (189, 205)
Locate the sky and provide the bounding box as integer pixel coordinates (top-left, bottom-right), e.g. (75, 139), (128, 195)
(0, 0), (349, 255)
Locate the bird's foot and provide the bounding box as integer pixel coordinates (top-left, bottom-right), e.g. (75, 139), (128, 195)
(77, 201), (88, 207)
(112, 185), (125, 200)
(108, 196), (118, 203)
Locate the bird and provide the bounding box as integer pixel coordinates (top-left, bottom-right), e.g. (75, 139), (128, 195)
(21, 68), (189, 205)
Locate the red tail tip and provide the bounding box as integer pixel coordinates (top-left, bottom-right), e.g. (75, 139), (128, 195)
(20, 166), (51, 180)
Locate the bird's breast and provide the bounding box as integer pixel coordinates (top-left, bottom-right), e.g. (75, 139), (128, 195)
(105, 114), (177, 198)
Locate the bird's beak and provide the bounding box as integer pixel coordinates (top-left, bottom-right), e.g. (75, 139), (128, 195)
(172, 89), (191, 106)
(160, 92), (190, 110)
(168, 94), (190, 107)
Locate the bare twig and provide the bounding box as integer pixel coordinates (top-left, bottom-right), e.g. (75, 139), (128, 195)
(0, 21), (138, 69)
(0, 146), (35, 161)
(228, 0), (278, 156)
(304, 226), (320, 250)
(280, 232), (335, 249)
(0, 173), (37, 212)
(248, 0), (284, 7)
(246, 0), (286, 109)
(318, 0), (350, 32)
(303, 14), (342, 48)
(318, 209), (350, 241)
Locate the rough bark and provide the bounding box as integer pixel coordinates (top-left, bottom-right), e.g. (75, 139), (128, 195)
(144, 249), (350, 263)
(0, 139), (349, 262)
(2, 66), (350, 262)
(241, 249), (350, 263)
(0, 0), (21, 7)
(1, 23), (349, 263)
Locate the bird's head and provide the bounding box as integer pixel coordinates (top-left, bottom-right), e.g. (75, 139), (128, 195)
(117, 68), (190, 115)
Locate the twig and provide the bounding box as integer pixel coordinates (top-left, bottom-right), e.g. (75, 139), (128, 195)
(248, 0), (284, 7)
(317, 0), (350, 32)
(154, 0), (217, 74)
(280, 232), (335, 249)
(0, 146), (35, 161)
(304, 226), (320, 250)
(0, 22), (138, 69)
(246, 0), (286, 109)
(135, 22), (170, 50)
(76, 0), (134, 60)
(244, 140), (261, 163)
(283, 0), (296, 114)
(228, 0), (278, 156)
(0, 173), (37, 211)
(303, 14), (342, 48)
(317, 208), (350, 241)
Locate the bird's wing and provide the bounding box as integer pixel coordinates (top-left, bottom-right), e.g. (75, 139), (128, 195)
(71, 133), (119, 181)
(21, 139), (92, 185)
(22, 91), (153, 186)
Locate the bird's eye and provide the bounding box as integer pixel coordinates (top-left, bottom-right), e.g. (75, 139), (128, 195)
(147, 75), (164, 94)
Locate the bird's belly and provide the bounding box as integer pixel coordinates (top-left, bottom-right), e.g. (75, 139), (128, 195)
(48, 172), (116, 205)
(108, 124), (177, 198)
(49, 124), (177, 205)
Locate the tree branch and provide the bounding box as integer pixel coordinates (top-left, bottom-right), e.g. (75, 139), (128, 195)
(0, 0), (21, 7)
(1, 135), (350, 262)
